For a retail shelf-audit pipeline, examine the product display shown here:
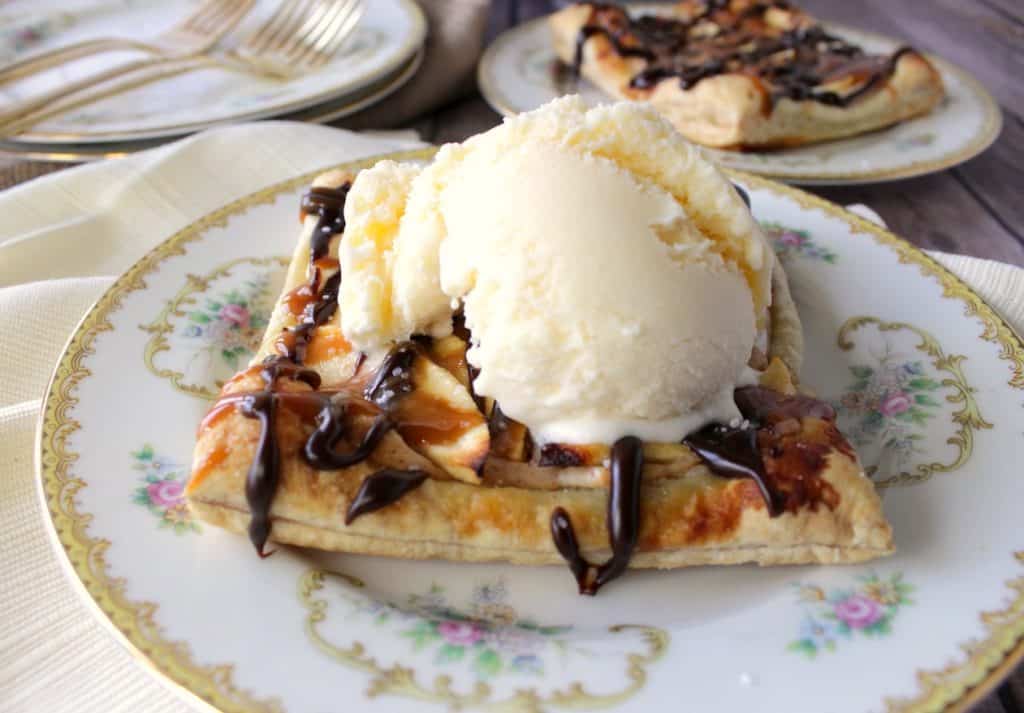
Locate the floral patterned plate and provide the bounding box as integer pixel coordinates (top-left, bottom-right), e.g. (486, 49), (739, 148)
(0, 0), (425, 143)
(38, 147), (1024, 713)
(477, 8), (1002, 185)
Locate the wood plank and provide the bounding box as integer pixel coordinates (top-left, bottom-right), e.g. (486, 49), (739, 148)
(814, 173), (1024, 266)
(977, 0), (1024, 27)
(429, 95), (502, 144)
(951, 113), (1024, 248)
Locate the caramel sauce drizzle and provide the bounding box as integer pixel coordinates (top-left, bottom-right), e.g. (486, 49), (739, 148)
(574, 1), (916, 108)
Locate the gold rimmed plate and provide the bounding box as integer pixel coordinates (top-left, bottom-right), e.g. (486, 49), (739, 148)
(37, 148), (1024, 712)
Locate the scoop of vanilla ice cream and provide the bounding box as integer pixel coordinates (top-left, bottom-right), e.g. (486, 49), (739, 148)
(339, 96), (773, 444)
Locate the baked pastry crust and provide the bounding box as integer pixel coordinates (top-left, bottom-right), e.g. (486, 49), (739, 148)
(186, 168), (893, 574)
(549, 2), (944, 149)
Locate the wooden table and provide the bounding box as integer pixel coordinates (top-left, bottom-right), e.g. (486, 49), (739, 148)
(1, 1), (1022, 710)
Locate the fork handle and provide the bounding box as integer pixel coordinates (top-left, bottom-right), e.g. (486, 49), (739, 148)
(0, 55), (272, 138)
(0, 37), (164, 87)
(0, 56), (181, 128)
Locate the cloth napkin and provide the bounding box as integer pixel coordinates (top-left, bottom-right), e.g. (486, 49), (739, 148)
(0, 123), (1022, 713)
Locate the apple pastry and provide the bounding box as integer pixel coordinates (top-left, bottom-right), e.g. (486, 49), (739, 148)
(549, 0), (944, 149)
(187, 97), (892, 594)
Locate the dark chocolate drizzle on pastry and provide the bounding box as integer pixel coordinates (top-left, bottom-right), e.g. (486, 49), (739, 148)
(573, 1), (917, 108)
(345, 469), (429, 524)
(277, 183), (349, 364)
(236, 357), (320, 555)
(550, 436), (644, 595)
(210, 183), (433, 555)
(683, 384), (841, 516)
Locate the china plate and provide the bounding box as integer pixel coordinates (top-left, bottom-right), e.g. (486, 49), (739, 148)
(477, 9), (1002, 185)
(0, 48), (424, 163)
(38, 147), (1024, 713)
(0, 0), (425, 143)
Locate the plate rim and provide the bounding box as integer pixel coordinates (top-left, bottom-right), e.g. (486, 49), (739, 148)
(35, 149), (1024, 713)
(4, 0), (427, 144)
(476, 12), (1003, 185)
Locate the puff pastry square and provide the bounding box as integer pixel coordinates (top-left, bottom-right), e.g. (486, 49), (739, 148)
(186, 168), (893, 594)
(549, 0), (944, 149)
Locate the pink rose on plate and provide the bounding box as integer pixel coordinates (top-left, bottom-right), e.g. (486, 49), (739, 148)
(879, 391), (912, 417)
(778, 231), (805, 246)
(438, 620), (483, 646)
(148, 479), (185, 508)
(833, 594), (883, 629)
(219, 303), (250, 328)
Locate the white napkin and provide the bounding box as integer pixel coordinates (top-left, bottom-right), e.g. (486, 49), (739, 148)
(0, 123), (1021, 713)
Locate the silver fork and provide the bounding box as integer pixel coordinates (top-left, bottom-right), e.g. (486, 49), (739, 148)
(0, 0), (366, 137)
(0, 0), (255, 86)
(230, 0), (366, 79)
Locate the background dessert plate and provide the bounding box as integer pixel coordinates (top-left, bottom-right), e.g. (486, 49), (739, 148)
(478, 7), (1002, 186)
(37, 148), (1024, 713)
(0, 0), (426, 143)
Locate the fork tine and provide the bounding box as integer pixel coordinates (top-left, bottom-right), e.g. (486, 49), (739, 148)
(297, 0), (353, 66)
(190, 1), (237, 34)
(291, 0), (355, 62)
(179, 0), (236, 34)
(313, 0), (362, 54)
(211, 0), (255, 35)
(244, 0), (303, 52)
(253, 0), (315, 53)
(308, 0), (363, 67)
(299, 0), (360, 65)
(280, 0), (339, 58)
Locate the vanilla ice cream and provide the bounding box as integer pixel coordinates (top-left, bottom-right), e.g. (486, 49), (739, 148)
(339, 96), (773, 445)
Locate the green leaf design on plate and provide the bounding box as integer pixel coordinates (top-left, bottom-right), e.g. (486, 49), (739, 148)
(474, 649), (502, 677)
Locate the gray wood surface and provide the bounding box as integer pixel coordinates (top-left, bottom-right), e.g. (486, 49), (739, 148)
(0, 2), (1021, 710)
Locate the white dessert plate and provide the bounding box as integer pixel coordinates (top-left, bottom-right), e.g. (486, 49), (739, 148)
(38, 147), (1024, 713)
(477, 8), (1002, 185)
(0, 0), (426, 143)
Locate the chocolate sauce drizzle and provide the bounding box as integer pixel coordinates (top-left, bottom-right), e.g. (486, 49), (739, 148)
(305, 402), (393, 470)
(365, 341), (420, 410)
(345, 469), (428, 524)
(732, 182), (750, 208)
(277, 183), (350, 364)
(237, 357), (320, 555)
(302, 185), (349, 264)
(213, 183), (433, 555)
(683, 384), (839, 517)
(574, 1), (916, 108)
(550, 436), (644, 595)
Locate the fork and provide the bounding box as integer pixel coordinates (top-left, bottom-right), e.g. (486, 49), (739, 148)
(0, 0), (366, 137)
(0, 0), (255, 86)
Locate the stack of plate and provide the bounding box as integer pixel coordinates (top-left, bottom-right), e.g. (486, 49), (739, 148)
(0, 0), (427, 161)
